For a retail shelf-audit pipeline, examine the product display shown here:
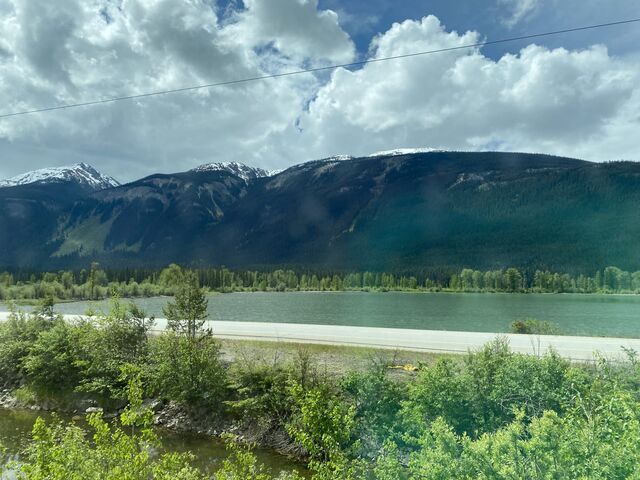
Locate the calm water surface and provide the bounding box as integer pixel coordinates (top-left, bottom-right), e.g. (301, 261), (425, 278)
(0, 408), (307, 477)
(9, 291), (640, 338)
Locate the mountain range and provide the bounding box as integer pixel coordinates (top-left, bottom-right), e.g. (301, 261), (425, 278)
(1, 151), (639, 273)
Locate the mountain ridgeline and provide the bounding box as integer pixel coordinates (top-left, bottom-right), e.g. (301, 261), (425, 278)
(1, 151), (638, 273)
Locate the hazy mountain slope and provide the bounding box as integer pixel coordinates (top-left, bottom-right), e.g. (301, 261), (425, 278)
(0, 182), (95, 267)
(337, 158), (640, 271)
(52, 169), (250, 262)
(198, 151), (597, 270)
(3, 151), (640, 273)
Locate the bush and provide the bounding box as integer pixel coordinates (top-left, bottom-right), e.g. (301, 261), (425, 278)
(16, 372), (204, 480)
(224, 347), (327, 447)
(511, 318), (561, 335)
(75, 299), (154, 401)
(149, 333), (227, 412)
(402, 340), (573, 438)
(0, 309), (52, 387)
(286, 382), (356, 463)
(214, 435), (303, 480)
(340, 366), (405, 455)
(22, 320), (83, 392)
(226, 362), (294, 433)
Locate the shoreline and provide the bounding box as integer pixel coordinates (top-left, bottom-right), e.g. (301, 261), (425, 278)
(2, 312), (639, 361)
(2, 288), (640, 306)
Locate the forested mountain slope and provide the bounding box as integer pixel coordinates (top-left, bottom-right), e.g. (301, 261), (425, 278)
(1, 151), (638, 273)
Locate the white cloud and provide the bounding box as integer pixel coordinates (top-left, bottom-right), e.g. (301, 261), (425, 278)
(0, 6), (638, 182)
(498, 0), (540, 28)
(291, 16), (640, 162)
(224, 0), (355, 65)
(0, 0), (345, 179)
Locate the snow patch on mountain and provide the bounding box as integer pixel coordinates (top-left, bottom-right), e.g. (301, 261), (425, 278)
(367, 148), (445, 157)
(191, 162), (270, 183)
(449, 172), (488, 189)
(323, 154), (354, 161)
(0, 163), (120, 190)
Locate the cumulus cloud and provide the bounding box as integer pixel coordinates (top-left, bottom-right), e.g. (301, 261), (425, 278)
(0, 4), (638, 182)
(225, 0), (355, 65)
(0, 0), (351, 179)
(292, 16), (640, 162)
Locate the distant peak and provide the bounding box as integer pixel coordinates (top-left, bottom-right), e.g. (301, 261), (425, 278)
(0, 163), (120, 191)
(191, 161), (270, 183)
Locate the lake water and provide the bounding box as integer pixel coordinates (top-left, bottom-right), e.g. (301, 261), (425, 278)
(0, 408), (307, 477)
(7, 291), (640, 338)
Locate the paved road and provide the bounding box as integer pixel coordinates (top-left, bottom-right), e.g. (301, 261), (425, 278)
(2, 312), (638, 361)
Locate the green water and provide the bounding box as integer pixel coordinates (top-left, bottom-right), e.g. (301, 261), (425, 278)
(0, 408), (307, 477)
(13, 291), (640, 338)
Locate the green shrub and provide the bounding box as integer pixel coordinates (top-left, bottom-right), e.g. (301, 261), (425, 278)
(149, 333), (227, 412)
(224, 347), (326, 444)
(226, 363), (294, 432)
(213, 435), (303, 480)
(75, 298), (154, 401)
(286, 382), (356, 464)
(340, 366), (405, 455)
(402, 357), (472, 437)
(402, 340), (573, 438)
(22, 320), (82, 392)
(511, 318), (561, 335)
(16, 372), (204, 480)
(0, 303), (59, 387)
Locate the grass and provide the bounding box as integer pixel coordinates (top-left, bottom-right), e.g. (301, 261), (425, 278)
(218, 338), (458, 378)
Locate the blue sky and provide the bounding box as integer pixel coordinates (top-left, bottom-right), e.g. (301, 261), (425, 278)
(0, 0), (639, 181)
(322, 0), (640, 58)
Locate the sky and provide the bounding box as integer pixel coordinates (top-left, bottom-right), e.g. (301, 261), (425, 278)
(0, 0), (639, 182)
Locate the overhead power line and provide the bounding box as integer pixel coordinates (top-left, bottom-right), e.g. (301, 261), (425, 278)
(1, 17), (639, 119)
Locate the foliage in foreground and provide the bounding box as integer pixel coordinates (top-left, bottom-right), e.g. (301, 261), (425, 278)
(9, 373), (301, 480)
(10, 357), (640, 479)
(2, 289), (640, 478)
(14, 373), (203, 480)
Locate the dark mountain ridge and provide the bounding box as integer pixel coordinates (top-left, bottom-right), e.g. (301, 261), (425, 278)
(1, 151), (638, 273)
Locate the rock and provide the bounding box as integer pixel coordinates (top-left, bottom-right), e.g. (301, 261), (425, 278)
(0, 389), (19, 409)
(78, 399), (97, 410)
(143, 398), (164, 412)
(85, 407), (103, 414)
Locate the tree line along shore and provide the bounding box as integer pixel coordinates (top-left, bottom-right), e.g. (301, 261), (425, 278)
(1, 263), (639, 303)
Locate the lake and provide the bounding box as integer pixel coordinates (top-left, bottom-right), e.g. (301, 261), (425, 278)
(0, 408), (307, 477)
(7, 291), (640, 338)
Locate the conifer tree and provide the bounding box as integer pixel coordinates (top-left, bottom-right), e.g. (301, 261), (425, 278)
(163, 271), (209, 339)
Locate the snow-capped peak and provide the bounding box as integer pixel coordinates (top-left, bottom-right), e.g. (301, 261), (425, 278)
(191, 162), (270, 183)
(0, 163), (120, 191)
(367, 147), (445, 157)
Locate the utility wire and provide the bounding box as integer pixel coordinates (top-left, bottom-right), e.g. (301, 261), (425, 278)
(1, 17), (639, 119)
